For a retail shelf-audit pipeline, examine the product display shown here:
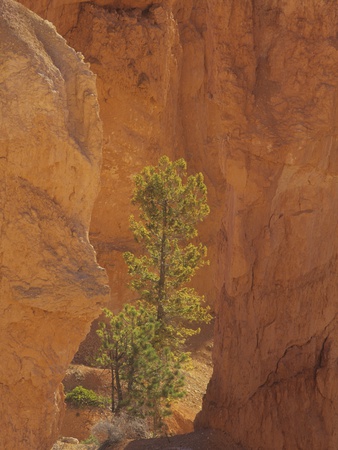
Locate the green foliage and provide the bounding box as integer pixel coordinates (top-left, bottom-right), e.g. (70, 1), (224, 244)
(96, 304), (186, 430)
(123, 155), (211, 341)
(80, 435), (100, 445)
(65, 386), (109, 409)
(96, 156), (211, 434)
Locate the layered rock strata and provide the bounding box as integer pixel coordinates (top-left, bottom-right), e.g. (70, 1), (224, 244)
(0, 1), (109, 448)
(15, 1), (338, 449)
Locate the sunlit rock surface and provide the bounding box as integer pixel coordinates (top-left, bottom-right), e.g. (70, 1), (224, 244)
(16, 1), (338, 448)
(0, 1), (109, 448)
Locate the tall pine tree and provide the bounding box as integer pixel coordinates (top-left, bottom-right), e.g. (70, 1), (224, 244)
(96, 156), (211, 434)
(124, 155), (211, 347)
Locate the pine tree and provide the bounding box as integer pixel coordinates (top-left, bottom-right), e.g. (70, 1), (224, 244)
(96, 303), (186, 431)
(96, 156), (211, 433)
(123, 155), (211, 347)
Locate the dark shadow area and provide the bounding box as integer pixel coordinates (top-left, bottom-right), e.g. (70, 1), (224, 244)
(105, 429), (245, 450)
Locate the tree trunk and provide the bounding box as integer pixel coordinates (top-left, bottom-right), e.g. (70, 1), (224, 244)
(115, 346), (123, 410)
(110, 364), (115, 413)
(157, 201), (167, 320)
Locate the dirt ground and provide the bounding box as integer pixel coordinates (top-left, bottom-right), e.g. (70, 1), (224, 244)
(112, 429), (245, 450)
(54, 429), (245, 450)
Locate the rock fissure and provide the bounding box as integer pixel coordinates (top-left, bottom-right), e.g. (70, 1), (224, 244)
(247, 337), (315, 403)
(314, 335), (329, 377)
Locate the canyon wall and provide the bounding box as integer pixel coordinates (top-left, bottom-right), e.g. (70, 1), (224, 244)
(15, 0), (338, 449)
(195, 3), (338, 450)
(0, 1), (109, 448)
(19, 0), (221, 311)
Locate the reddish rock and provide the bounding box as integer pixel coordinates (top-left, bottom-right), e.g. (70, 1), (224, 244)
(14, 0), (338, 448)
(0, 1), (109, 448)
(195, 2), (338, 449)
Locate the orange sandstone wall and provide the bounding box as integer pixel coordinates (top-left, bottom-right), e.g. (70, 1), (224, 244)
(15, 1), (338, 449)
(18, 0), (221, 311)
(195, 2), (338, 449)
(0, 1), (109, 448)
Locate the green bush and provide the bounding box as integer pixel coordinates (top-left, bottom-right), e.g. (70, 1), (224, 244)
(65, 386), (109, 408)
(80, 434), (100, 445)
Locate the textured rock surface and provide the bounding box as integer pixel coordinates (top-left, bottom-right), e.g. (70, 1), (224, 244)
(19, 0), (219, 312)
(65, 1), (183, 311)
(16, 0), (338, 449)
(0, 1), (109, 448)
(194, 2), (338, 450)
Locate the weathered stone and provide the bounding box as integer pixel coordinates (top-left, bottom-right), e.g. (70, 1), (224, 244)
(194, 2), (338, 449)
(14, 0), (338, 448)
(0, 1), (109, 448)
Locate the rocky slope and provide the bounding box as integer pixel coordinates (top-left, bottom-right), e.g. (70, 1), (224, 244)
(14, 0), (338, 449)
(0, 1), (109, 448)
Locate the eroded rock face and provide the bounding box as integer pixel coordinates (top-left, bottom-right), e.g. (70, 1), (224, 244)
(194, 2), (338, 449)
(17, 0), (159, 35)
(18, 0), (220, 312)
(15, 0), (338, 448)
(0, 1), (109, 448)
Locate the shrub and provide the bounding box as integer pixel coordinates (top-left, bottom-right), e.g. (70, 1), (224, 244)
(65, 386), (109, 408)
(80, 434), (100, 445)
(92, 413), (148, 445)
